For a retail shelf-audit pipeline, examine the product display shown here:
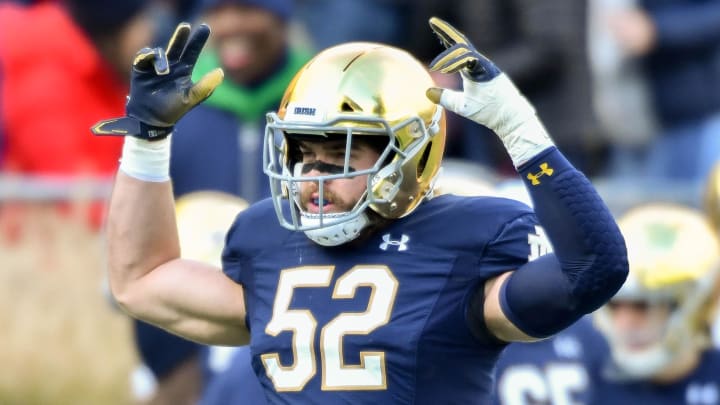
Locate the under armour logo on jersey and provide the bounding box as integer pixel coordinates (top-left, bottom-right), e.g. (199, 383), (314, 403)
(526, 162), (554, 185)
(380, 234), (409, 251)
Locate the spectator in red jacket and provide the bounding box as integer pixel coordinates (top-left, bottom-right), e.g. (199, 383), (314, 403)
(0, 0), (160, 231)
(0, 0), (158, 177)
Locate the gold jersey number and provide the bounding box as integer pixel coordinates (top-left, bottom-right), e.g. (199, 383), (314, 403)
(261, 265), (399, 392)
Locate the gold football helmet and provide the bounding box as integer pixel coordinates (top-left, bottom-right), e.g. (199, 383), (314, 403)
(704, 162), (720, 232)
(175, 191), (248, 267)
(263, 42), (446, 246)
(595, 204), (720, 379)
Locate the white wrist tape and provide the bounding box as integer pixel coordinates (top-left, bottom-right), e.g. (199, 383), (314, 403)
(119, 135), (172, 182)
(441, 73), (555, 168)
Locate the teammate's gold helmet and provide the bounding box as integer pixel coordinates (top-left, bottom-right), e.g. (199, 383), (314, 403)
(175, 191), (248, 267)
(595, 204), (720, 379)
(263, 42), (446, 246)
(704, 162), (720, 232)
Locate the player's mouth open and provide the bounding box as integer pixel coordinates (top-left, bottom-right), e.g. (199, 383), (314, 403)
(307, 194), (335, 213)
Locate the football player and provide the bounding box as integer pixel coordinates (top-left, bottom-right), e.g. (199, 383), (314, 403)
(704, 162), (720, 232)
(703, 162), (720, 347)
(492, 316), (605, 405)
(488, 178), (606, 405)
(162, 191), (266, 404)
(173, 191), (266, 405)
(92, 18), (627, 403)
(495, 203), (720, 405)
(591, 204), (720, 404)
(200, 345), (266, 405)
(447, 167), (605, 405)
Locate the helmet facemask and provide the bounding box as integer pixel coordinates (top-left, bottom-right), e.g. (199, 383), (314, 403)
(262, 42), (446, 246)
(263, 112), (441, 246)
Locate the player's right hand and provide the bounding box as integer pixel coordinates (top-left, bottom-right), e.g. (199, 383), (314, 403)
(91, 23), (223, 141)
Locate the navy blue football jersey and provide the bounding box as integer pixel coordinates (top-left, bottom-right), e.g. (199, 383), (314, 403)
(590, 349), (720, 405)
(200, 346), (268, 405)
(222, 193), (544, 404)
(492, 317), (606, 405)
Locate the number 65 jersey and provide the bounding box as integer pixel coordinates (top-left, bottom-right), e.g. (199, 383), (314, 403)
(222, 193), (546, 404)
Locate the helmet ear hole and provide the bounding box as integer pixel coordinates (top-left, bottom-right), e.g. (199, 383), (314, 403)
(416, 142), (433, 178)
(341, 102), (355, 112)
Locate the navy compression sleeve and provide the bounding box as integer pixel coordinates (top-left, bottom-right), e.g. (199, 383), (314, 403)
(499, 147), (628, 338)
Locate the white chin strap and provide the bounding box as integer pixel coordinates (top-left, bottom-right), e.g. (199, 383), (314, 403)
(300, 212), (370, 246)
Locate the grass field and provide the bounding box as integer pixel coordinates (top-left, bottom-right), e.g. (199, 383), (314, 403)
(0, 204), (138, 405)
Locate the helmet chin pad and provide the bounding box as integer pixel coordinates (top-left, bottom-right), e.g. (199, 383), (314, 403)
(301, 212), (370, 246)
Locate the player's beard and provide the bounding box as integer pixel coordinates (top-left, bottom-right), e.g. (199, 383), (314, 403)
(299, 182), (357, 214)
(297, 180), (393, 248)
(299, 182), (393, 248)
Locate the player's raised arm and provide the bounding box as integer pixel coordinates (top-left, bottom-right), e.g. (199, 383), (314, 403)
(426, 17), (628, 342)
(93, 23), (248, 346)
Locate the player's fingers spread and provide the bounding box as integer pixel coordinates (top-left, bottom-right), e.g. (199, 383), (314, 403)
(153, 47), (170, 75)
(439, 55), (477, 74)
(428, 49), (455, 72)
(429, 44), (471, 72)
(187, 67), (224, 105)
(166, 22), (191, 62)
(429, 17), (457, 47)
(133, 47), (156, 71)
(181, 24), (211, 67)
(429, 17), (468, 48)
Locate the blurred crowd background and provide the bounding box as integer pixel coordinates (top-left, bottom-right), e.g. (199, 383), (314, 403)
(0, 0), (719, 404)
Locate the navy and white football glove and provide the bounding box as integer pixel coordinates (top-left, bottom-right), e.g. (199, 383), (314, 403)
(425, 17), (553, 167)
(91, 23), (223, 141)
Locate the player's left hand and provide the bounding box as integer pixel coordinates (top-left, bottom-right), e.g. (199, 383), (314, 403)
(92, 23), (223, 141)
(426, 17), (501, 83)
(425, 17), (553, 167)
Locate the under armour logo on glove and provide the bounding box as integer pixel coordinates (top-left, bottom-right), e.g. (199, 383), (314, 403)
(380, 234), (410, 251)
